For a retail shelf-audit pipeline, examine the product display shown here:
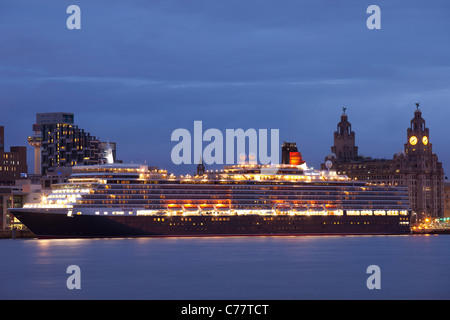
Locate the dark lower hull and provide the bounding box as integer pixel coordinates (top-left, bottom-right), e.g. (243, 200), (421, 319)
(11, 209), (411, 239)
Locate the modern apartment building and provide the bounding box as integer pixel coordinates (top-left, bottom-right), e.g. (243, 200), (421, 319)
(32, 113), (116, 175)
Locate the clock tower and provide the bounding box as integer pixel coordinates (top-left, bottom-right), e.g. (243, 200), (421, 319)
(401, 103), (443, 219)
(405, 103), (431, 155)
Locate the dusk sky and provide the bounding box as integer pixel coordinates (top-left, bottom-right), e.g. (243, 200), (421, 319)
(1, 0), (449, 175)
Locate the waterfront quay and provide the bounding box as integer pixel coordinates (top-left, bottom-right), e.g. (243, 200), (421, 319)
(0, 229), (35, 239)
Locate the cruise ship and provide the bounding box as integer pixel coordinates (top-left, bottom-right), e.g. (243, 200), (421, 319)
(10, 157), (411, 238)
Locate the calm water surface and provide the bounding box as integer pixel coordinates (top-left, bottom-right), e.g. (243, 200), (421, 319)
(1, 234), (449, 300)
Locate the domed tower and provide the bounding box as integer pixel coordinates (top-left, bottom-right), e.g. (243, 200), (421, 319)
(196, 157), (206, 176)
(330, 108), (359, 163)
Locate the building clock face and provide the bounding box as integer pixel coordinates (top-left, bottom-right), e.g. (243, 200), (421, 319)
(422, 136), (428, 145)
(409, 136), (418, 145)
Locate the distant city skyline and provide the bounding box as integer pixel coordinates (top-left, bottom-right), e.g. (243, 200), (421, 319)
(1, 0), (449, 175)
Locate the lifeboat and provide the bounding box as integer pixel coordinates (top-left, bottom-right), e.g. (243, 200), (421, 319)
(183, 204), (199, 212)
(275, 203), (292, 212)
(167, 204), (184, 213)
(199, 204), (215, 212)
(325, 205), (342, 215)
(308, 205), (326, 215)
(215, 204), (231, 212)
(292, 205), (309, 213)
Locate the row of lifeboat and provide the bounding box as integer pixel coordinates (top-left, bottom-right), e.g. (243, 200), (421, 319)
(274, 204), (340, 214)
(166, 203), (341, 215)
(168, 204), (230, 213)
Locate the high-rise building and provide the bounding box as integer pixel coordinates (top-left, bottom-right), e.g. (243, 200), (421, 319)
(322, 105), (444, 219)
(0, 126), (28, 186)
(35, 112), (116, 175)
(0, 126), (28, 229)
(28, 124), (42, 175)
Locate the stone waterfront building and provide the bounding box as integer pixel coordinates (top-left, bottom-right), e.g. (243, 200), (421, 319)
(322, 105), (444, 219)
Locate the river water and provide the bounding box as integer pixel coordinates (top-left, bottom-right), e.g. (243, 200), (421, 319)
(1, 234), (449, 300)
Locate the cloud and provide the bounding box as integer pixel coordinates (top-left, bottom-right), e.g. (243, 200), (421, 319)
(0, 0), (449, 174)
